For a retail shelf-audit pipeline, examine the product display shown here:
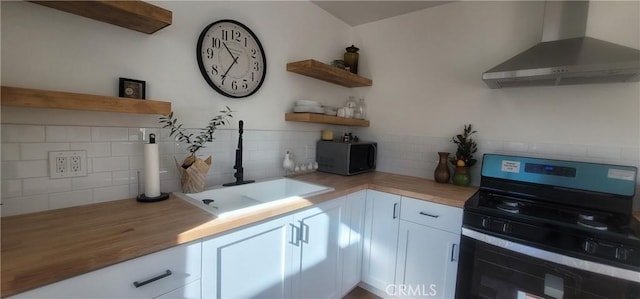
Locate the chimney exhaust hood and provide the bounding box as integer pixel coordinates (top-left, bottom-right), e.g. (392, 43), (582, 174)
(482, 1), (640, 89)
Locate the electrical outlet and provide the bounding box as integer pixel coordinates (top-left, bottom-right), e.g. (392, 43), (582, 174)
(49, 151), (88, 179)
(56, 156), (67, 174)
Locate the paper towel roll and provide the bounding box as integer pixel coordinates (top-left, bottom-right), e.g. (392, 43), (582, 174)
(144, 143), (161, 198)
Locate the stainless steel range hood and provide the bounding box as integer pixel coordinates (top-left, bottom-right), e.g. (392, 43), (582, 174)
(483, 1), (640, 89)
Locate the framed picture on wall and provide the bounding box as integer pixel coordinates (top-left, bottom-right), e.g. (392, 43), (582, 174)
(119, 78), (146, 99)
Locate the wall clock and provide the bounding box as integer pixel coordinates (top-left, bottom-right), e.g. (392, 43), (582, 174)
(196, 19), (267, 98)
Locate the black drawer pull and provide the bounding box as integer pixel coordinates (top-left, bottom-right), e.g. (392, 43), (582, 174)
(419, 211), (439, 218)
(133, 270), (172, 288)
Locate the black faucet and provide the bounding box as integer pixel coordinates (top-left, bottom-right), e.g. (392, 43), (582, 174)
(223, 120), (254, 186)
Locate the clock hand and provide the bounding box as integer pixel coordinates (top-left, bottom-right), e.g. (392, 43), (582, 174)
(219, 43), (240, 84)
(223, 42), (239, 66)
(220, 42), (240, 85)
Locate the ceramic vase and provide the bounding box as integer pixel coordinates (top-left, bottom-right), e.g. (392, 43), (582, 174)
(434, 152), (451, 183)
(452, 166), (471, 186)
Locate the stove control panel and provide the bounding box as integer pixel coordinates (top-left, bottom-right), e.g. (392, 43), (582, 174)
(481, 217), (511, 233)
(582, 239), (634, 262)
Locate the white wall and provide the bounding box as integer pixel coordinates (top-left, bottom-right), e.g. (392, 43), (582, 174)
(1, 1), (358, 129)
(351, 1), (640, 189)
(0, 1), (357, 215)
(2, 1), (639, 214)
(354, 1), (639, 147)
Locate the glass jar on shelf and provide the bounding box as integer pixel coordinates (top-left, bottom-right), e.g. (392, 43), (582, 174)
(355, 97), (366, 119)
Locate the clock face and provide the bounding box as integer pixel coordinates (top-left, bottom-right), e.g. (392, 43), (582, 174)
(197, 20), (267, 98)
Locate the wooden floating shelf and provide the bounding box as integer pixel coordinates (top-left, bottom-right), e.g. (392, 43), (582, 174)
(287, 59), (372, 88)
(1, 86), (172, 115)
(285, 113), (370, 127)
(29, 0), (172, 34)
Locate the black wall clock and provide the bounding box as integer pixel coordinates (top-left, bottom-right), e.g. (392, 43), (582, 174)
(196, 19), (267, 98)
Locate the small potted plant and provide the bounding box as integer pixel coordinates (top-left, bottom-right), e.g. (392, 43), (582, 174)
(159, 107), (233, 193)
(449, 124), (477, 186)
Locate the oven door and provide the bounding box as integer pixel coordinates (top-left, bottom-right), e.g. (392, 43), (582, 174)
(456, 228), (640, 299)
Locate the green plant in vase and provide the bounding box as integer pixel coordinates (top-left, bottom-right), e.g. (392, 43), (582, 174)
(159, 106), (233, 193)
(449, 124), (477, 186)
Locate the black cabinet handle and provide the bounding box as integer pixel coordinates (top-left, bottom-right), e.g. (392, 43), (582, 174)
(133, 270), (172, 288)
(392, 203), (399, 219)
(419, 211), (439, 218)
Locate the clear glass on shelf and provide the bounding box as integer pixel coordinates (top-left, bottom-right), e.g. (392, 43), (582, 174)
(355, 97), (366, 119)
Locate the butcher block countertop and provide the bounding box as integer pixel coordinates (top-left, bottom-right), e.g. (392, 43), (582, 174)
(1, 171), (476, 297)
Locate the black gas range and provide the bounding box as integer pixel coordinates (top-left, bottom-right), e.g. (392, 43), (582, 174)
(456, 154), (640, 299)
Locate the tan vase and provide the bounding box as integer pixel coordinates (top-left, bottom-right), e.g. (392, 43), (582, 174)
(175, 155), (212, 193)
(434, 152), (451, 183)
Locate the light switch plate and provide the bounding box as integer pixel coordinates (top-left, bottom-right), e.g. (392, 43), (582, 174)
(49, 150), (88, 178)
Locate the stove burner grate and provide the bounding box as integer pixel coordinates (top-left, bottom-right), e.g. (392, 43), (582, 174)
(496, 200), (520, 214)
(577, 214), (608, 231)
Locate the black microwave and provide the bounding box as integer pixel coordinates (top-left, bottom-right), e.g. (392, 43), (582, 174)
(316, 140), (377, 175)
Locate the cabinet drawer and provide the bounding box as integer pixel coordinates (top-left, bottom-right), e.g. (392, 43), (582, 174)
(11, 241), (202, 299)
(400, 197), (462, 234)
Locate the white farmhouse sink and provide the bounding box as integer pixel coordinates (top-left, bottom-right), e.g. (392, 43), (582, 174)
(175, 178), (334, 217)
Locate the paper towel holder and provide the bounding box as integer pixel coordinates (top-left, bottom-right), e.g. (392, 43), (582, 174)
(137, 170), (170, 202)
(137, 133), (170, 202)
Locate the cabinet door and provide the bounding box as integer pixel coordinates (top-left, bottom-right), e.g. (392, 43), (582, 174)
(361, 190), (401, 292)
(395, 220), (460, 299)
(10, 241), (202, 299)
(291, 197), (344, 299)
(201, 215), (295, 299)
(341, 190), (367, 296)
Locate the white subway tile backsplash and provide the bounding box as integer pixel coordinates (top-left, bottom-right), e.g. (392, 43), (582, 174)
(93, 185), (131, 203)
(2, 143), (20, 161)
(46, 126), (91, 142)
(503, 141), (529, 153)
(2, 125), (45, 142)
(129, 128), (158, 142)
(112, 142), (143, 156)
(3, 124), (635, 217)
(158, 142), (176, 155)
(49, 189), (93, 210)
(91, 127), (128, 141)
(1, 179), (22, 198)
(2, 160), (48, 179)
(71, 172), (112, 190)
(23, 177), (71, 196)
(112, 170), (137, 185)
(92, 156), (129, 172)
(70, 142), (111, 157)
(20, 143), (69, 160)
(587, 146), (622, 160)
(620, 147), (640, 161)
(1, 194), (49, 217)
(129, 155), (144, 170)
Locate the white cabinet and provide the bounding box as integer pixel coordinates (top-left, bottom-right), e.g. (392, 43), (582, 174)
(394, 196), (462, 299)
(361, 190), (401, 292)
(201, 215), (295, 299)
(201, 197), (345, 299)
(291, 197), (345, 299)
(10, 241), (202, 299)
(340, 190), (367, 296)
